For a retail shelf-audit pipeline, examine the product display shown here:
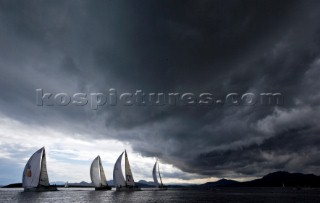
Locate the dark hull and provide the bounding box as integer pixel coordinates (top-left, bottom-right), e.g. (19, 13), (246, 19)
(156, 187), (168, 190)
(24, 185), (58, 192)
(95, 186), (112, 191)
(116, 186), (141, 191)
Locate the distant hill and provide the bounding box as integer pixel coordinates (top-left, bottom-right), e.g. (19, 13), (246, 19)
(239, 171), (320, 188)
(2, 183), (22, 188)
(68, 181), (93, 187)
(138, 180), (155, 186)
(197, 179), (239, 189)
(134, 180), (154, 188)
(65, 180), (157, 188)
(198, 171), (320, 189)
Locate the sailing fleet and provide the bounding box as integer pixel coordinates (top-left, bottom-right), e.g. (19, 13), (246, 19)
(22, 147), (167, 192)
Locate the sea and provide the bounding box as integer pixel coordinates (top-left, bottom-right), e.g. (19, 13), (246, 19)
(1, 187), (320, 203)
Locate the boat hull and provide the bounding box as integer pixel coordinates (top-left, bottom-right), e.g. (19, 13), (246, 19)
(24, 185), (58, 192)
(155, 187), (168, 190)
(116, 186), (141, 191)
(95, 186), (112, 191)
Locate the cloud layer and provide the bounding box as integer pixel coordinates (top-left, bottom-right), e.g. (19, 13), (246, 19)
(0, 0), (320, 183)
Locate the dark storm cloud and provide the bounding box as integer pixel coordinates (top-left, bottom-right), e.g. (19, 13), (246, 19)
(1, 0), (320, 179)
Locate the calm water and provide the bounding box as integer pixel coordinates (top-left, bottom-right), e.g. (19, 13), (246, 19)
(1, 187), (320, 203)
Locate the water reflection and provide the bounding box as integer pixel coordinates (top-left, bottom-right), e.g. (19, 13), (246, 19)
(3, 187), (320, 203)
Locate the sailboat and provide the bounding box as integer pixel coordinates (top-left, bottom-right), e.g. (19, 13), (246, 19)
(113, 150), (141, 191)
(90, 155), (112, 191)
(64, 181), (69, 188)
(152, 160), (167, 190)
(22, 147), (57, 192)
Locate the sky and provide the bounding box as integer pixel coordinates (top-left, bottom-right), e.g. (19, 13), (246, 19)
(1, 0), (320, 185)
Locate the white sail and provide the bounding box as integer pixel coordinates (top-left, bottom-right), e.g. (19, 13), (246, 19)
(113, 152), (125, 187)
(158, 161), (163, 187)
(99, 157), (107, 186)
(90, 156), (101, 187)
(152, 161), (159, 187)
(22, 147), (46, 188)
(125, 151), (135, 186)
(39, 149), (49, 186)
(91, 156), (108, 188)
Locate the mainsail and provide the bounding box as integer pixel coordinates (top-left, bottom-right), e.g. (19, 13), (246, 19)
(124, 151), (135, 186)
(152, 161), (160, 187)
(153, 160), (164, 188)
(22, 147), (50, 188)
(90, 156), (108, 188)
(113, 152), (125, 187)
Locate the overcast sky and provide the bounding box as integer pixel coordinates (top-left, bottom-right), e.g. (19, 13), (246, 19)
(1, 0), (320, 185)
